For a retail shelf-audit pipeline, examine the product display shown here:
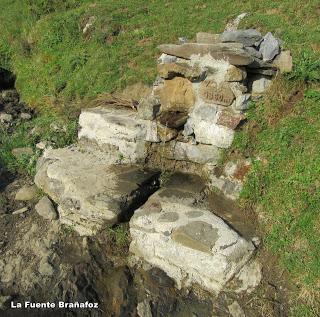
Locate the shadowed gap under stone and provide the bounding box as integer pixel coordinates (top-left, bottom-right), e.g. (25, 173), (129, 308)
(117, 170), (161, 223)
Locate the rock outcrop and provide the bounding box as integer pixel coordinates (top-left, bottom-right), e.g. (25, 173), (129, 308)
(33, 27), (291, 299)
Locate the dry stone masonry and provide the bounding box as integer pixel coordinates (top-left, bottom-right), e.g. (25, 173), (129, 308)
(34, 28), (291, 297)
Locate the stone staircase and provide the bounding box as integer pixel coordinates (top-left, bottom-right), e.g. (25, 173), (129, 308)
(34, 28), (291, 295)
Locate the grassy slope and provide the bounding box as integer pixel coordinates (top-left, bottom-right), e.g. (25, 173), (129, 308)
(0, 1), (319, 315)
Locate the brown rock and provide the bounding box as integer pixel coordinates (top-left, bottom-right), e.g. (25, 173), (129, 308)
(199, 80), (235, 106)
(15, 185), (38, 201)
(196, 32), (220, 44)
(272, 50), (293, 73)
(158, 43), (253, 66)
(155, 77), (195, 112)
(225, 66), (247, 81)
(157, 123), (178, 142)
(216, 111), (245, 129)
(158, 111), (188, 129)
(157, 63), (204, 80)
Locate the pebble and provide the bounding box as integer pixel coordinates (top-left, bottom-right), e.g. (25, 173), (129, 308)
(15, 185), (38, 201)
(12, 207), (28, 215)
(0, 113), (13, 123)
(36, 141), (47, 150)
(20, 112), (32, 120)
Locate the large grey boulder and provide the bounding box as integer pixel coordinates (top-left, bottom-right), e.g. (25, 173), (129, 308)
(259, 32), (280, 61)
(130, 174), (258, 294)
(220, 29), (262, 46)
(35, 147), (159, 235)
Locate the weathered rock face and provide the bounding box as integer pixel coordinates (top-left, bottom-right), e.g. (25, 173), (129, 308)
(137, 95), (160, 120)
(157, 62), (205, 81)
(193, 122), (235, 148)
(79, 106), (153, 162)
(130, 175), (257, 294)
(35, 147), (160, 235)
(155, 77), (195, 112)
(273, 50), (293, 73)
(259, 32), (280, 61)
(216, 110), (245, 129)
(220, 29), (262, 46)
(199, 80), (235, 106)
(249, 75), (272, 94)
(35, 196), (58, 220)
(206, 159), (252, 200)
(162, 141), (221, 165)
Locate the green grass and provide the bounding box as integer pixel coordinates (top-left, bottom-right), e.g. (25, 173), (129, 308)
(105, 224), (130, 252)
(1, 0), (319, 108)
(0, 0), (319, 315)
(233, 81), (320, 315)
(0, 115), (78, 176)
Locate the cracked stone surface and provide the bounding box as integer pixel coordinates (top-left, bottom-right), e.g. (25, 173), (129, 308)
(78, 106), (158, 163)
(35, 146), (159, 235)
(129, 173), (257, 294)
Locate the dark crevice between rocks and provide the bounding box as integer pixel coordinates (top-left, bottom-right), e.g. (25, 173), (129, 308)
(118, 170), (161, 223)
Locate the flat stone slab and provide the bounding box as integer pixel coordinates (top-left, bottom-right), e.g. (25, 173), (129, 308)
(78, 106), (158, 162)
(130, 175), (256, 294)
(35, 147), (159, 235)
(158, 43), (253, 66)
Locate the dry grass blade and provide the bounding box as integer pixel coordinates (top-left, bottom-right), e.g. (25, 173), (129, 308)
(91, 93), (138, 110)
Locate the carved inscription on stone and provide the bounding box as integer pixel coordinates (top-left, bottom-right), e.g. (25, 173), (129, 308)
(199, 80), (235, 106)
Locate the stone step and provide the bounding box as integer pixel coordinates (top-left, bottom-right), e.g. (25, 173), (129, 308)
(35, 146), (160, 235)
(129, 173), (260, 294)
(78, 106), (159, 163)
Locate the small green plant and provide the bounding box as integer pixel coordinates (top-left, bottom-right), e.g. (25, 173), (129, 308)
(117, 153), (124, 163)
(62, 224), (76, 235)
(105, 224), (130, 249)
